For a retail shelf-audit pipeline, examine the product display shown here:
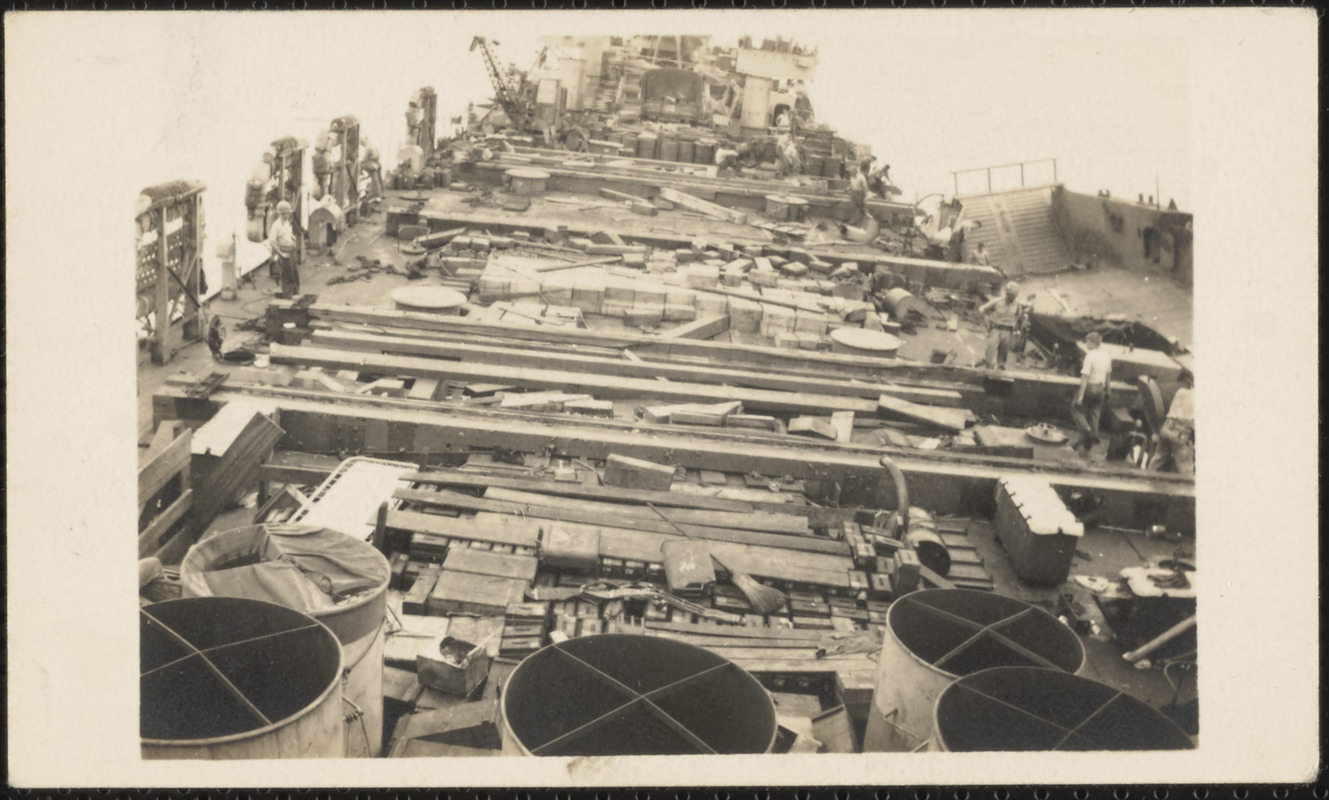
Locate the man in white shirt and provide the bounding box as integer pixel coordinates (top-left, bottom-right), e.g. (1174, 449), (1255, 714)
(266, 200), (298, 299)
(1149, 371), (1195, 474)
(1071, 331), (1113, 452)
(978, 281), (1027, 369)
(848, 161), (870, 225)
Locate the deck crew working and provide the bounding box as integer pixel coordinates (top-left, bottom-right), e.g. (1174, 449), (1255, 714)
(1071, 331), (1113, 452)
(978, 281), (1027, 369)
(267, 200), (298, 299)
(1148, 370), (1195, 474)
(848, 161), (870, 225)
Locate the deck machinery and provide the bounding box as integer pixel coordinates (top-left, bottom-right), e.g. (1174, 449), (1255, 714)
(136, 180), (207, 365)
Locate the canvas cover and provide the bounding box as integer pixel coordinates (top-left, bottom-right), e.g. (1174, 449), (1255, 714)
(180, 524), (389, 613)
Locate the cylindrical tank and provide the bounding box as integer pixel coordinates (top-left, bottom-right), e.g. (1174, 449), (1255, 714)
(621, 132), (638, 157)
(500, 634), (777, 756)
(179, 524), (391, 757)
(659, 137), (679, 162)
(141, 596), (345, 760)
(830, 327), (904, 358)
(930, 667), (1194, 751)
(677, 140), (695, 164)
(695, 139), (716, 166)
(636, 132), (658, 160)
(863, 589), (1086, 752)
(506, 168), (550, 197)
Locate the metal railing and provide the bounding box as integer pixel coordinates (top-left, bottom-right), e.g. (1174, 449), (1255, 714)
(952, 158), (1058, 196)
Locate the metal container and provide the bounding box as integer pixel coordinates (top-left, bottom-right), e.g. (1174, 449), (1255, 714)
(179, 524), (391, 757)
(695, 139), (716, 166)
(505, 168), (550, 197)
(902, 507), (951, 576)
(659, 137), (680, 162)
(636, 132), (658, 160)
(930, 667), (1194, 751)
(141, 596), (345, 760)
(677, 139), (695, 164)
(500, 634), (777, 756)
(829, 327), (903, 358)
(621, 132), (638, 156)
(863, 589), (1086, 752)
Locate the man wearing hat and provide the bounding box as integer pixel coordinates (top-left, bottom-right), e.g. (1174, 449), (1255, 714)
(978, 281), (1028, 369)
(266, 200), (299, 299)
(1148, 370), (1195, 474)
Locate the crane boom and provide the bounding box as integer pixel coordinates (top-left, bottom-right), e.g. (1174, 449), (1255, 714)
(470, 36), (528, 125)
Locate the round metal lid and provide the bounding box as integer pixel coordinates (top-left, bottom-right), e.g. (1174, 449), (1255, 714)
(935, 667), (1194, 751)
(887, 589), (1086, 677)
(830, 327), (905, 352)
(140, 597), (342, 742)
(390, 286), (467, 311)
(505, 168), (551, 180)
(501, 634), (777, 756)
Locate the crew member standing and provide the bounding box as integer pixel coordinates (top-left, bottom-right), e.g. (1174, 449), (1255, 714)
(360, 135), (383, 201)
(1071, 331), (1113, 452)
(267, 200), (299, 299)
(849, 161), (870, 225)
(1148, 370), (1195, 474)
(978, 281), (1026, 369)
(970, 242), (992, 266)
(406, 100), (422, 144)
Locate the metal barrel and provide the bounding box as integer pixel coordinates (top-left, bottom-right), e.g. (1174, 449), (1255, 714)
(659, 137), (680, 162)
(141, 596), (345, 760)
(636, 132), (658, 160)
(500, 634), (777, 756)
(930, 667), (1194, 751)
(863, 589), (1086, 752)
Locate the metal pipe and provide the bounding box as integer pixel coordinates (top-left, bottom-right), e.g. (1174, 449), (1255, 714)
(1123, 615), (1196, 663)
(878, 454), (909, 531)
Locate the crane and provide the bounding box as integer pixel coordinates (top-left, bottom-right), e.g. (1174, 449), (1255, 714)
(469, 36), (530, 128)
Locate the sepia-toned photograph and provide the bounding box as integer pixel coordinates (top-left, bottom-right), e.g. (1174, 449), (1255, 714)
(5, 7), (1319, 789)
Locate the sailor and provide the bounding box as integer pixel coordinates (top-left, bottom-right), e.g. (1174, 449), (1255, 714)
(970, 242), (992, 266)
(848, 161), (870, 225)
(715, 143), (743, 176)
(1070, 331), (1113, 452)
(1148, 370), (1195, 474)
(312, 130), (333, 198)
(406, 99), (422, 143)
(267, 200), (299, 299)
(782, 136), (802, 177)
(978, 281), (1027, 369)
(360, 135), (383, 201)
(775, 109), (791, 129)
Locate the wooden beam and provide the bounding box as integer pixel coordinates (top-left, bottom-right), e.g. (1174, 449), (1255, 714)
(658, 187), (749, 224)
(153, 389), (1197, 532)
(138, 429), (192, 511)
(877, 394), (971, 433)
(270, 343), (880, 416)
(309, 330), (965, 408)
(658, 314), (730, 341)
(402, 468), (762, 513)
(138, 489), (194, 558)
(394, 487), (848, 556)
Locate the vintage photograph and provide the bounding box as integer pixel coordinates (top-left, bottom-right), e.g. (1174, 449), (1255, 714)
(5, 7), (1320, 788)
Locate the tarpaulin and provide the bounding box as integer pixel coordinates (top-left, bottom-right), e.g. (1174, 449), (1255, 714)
(180, 524), (390, 614)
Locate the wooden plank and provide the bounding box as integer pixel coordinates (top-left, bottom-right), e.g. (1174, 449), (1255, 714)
(877, 394), (970, 433)
(137, 488), (194, 557)
(658, 314), (730, 341)
(386, 509), (541, 548)
(483, 488), (811, 535)
(138, 430), (192, 510)
(645, 631), (821, 649)
(658, 186), (749, 224)
(292, 303), (1136, 416)
(830, 412), (856, 444)
(395, 487), (848, 557)
(442, 547), (539, 583)
(271, 343), (878, 416)
(643, 620), (826, 641)
(402, 468), (759, 513)
(531, 255), (622, 274)
(191, 412), (284, 532)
